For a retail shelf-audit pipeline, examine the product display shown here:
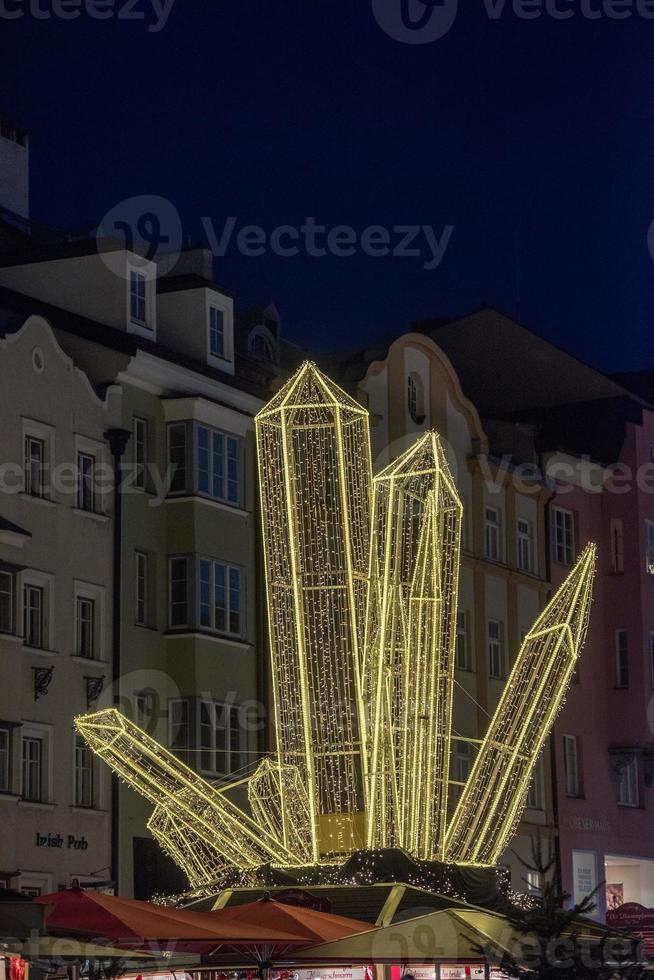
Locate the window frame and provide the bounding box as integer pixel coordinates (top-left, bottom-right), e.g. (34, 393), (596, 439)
(75, 596), (95, 659)
(455, 609), (471, 671)
(198, 558), (243, 638)
(209, 306), (225, 359)
(487, 618), (505, 679)
(0, 728), (10, 793)
(133, 416), (148, 491)
(129, 269), (147, 325)
(73, 734), (94, 808)
(198, 699), (245, 778)
(617, 756), (639, 808)
(135, 551), (149, 627)
(563, 734), (580, 797)
(168, 556), (190, 629)
(0, 570), (14, 635)
(23, 584), (44, 649)
(24, 435), (45, 498)
(21, 736), (42, 802)
(484, 507), (502, 562)
(516, 518), (533, 573)
(615, 629), (629, 689)
(76, 451), (96, 513)
(552, 506), (575, 566)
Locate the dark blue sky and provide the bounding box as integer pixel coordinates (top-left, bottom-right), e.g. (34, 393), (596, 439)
(2, 0), (653, 368)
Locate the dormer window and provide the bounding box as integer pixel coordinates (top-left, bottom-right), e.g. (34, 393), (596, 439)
(130, 271), (147, 325)
(209, 307), (225, 359)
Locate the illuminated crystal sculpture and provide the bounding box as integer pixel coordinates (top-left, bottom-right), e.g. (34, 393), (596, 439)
(76, 362), (596, 887)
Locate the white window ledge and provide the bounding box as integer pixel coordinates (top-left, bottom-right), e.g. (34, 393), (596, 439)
(71, 655), (109, 666)
(164, 631), (251, 650)
(22, 645), (58, 657)
(70, 806), (108, 817)
(18, 493), (57, 508)
(0, 793), (20, 803)
(18, 800), (56, 811)
(164, 496), (249, 518)
(0, 633), (23, 644)
(72, 508), (110, 525)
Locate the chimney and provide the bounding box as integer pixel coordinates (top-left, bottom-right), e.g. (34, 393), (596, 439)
(0, 120), (29, 220)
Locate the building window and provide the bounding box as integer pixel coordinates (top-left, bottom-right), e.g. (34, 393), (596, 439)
(133, 417), (148, 491)
(167, 424), (242, 505)
(488, 619), (504, 679)
(23, 585), (43, 648)
(250, 331), (275, 361)
(455, 610), (471, 671)
(168, 423), (189, 495)
(76, 597), (95, 659)
(610, 518), (624, 573)
(563, 734), (580, 797)
(130, 270), (147, 323)
(552, 507), (574, 566)
(24, 436), (44, 497)
(74, 735), (93, 808)
(615, 630), (629, 689)
(0, 729), (10, 793)
(136, 690), (156, 733)
(199, 700), (244, 777)
(76, 452), (95, 512)
(169, 557), (189, 628)
(407, 372), (426, 424)
(198, 559), (242, 637)
(484, 507), (501, 562)
(135, 551), (149, 627)
(517, 519), (533, 573)
(22, 737), (42, 802)
(617, 756), (639, 807)
(646, 521), (654, 575)
(209, 307), (225, 359)
(525, 870), (542, 895)
(0, 571), (14, 634)
(526, 756), (544, 810)
(197, 427), (240, 504)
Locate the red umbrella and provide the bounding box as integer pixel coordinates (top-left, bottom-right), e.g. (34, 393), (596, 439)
(34, 889), (306, 955)
(200, 898), (373, 963)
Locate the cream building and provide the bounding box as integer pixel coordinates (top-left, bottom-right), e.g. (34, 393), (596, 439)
(0, 313), (121, 896)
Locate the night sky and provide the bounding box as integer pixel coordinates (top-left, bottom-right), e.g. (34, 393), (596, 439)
(1, 1), (653, 368)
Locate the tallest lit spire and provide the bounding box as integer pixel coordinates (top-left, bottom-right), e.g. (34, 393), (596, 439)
(256, 361), (373, 860)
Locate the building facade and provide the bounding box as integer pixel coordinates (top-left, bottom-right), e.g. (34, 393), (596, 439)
(0, 312), (120, 895)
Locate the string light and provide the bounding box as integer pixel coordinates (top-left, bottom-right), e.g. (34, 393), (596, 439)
(75, 361), (596, 891)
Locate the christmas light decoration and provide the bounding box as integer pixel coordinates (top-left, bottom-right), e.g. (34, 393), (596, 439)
(75, 361), (596, 889)
(443, 543), (596, 865)
(365, 432), (461, 860)
(256, 361), (373, 860)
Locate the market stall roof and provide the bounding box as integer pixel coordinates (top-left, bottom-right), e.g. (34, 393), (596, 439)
(33, 889), (308, 953)
(292, 906), (613, 966)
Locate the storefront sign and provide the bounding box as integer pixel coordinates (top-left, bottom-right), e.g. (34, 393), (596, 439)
(35, 833), (88, 850)
(572, 849), (599, 919)
(606, 903), (654, 957)
(295, 971), (368, 980)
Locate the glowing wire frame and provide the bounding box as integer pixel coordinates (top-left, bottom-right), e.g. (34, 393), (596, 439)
(365, 432), (462, 860)
(443, 544), (596, 865)
(75, 361), (597, 886)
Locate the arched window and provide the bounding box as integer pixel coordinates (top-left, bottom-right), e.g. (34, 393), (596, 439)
(249, 329), (276, 363)
(407, 372), (426, 424)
